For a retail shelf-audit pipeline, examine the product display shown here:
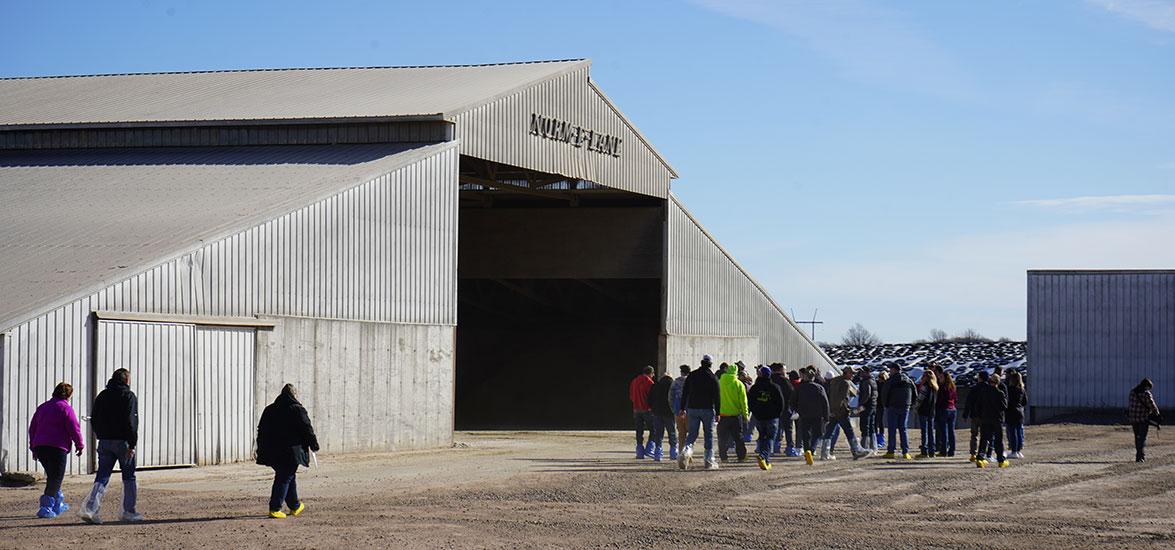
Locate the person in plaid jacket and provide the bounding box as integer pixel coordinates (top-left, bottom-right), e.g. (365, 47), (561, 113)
(1127, 378), (1161, 462)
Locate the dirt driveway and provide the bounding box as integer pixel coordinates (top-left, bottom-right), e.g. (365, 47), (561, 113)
(0, 424), (1171, 548)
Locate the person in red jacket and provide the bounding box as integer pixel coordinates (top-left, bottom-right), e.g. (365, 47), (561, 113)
(629, 366), (656, 459)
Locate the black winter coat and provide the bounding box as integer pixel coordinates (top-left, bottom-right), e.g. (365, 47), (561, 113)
(92, 378), (139, 449)
(882, 373), (916, 409)
(795, 381), (830, 420)
(962, 383), (985, 419)
(1006, 386), (1027, 425)
(858, 376), (877, 410)
(680, 366), (721, 413)
(916, 384), (938, 417)
(771, 373), (793, 412)
(256, 390), (320, 467)
(975, 384), (1008, 425)
(648, 376), (674, 417)
(747, 378), (785, 420)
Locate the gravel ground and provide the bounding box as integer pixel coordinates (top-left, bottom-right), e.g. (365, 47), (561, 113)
(0, 424), (1171, 549)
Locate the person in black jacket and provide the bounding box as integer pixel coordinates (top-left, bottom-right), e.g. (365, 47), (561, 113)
(256, 384), (320, 518)
(795, 369), (829, 466)
(963, 370), (990, 461)
(79, 368), (143, 524)
(974, 374), (1009, 468)
(678, 355), (722, 470)
(768, 363), (797, 457)
(646, 374), (677, 462)
(857, 369), (879, 454)
(747, 367), (785, 471)
(915, 370), (938, 459)
(882, 365), (916, 459)
(1004, 370), (1028, 459)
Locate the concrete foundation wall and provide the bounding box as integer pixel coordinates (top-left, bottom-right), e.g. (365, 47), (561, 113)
(256, 316), (454, 454)
(662, 335), (759, 375)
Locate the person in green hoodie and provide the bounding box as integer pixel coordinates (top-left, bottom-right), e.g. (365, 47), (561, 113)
(717, 363), (750, 462)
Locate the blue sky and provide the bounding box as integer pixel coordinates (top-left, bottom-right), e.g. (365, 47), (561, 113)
(4, 0), (1174, 343)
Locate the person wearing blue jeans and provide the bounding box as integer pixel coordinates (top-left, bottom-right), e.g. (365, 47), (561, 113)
(881, 365), (916, 459)
(677, 355), (721, 470)
(80, 368), (142, 524)
(935, 371), (959, 457)
(915, 370), (938, 458)
(256, 384), (320, 518)
(270, 462), (300, 513)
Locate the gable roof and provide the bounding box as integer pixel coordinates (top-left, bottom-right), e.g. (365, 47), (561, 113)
(0, 60), (589, 127)
(0, 142), (454, 332)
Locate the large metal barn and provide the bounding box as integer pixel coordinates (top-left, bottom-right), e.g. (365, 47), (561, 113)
(0, 59), (833, 474)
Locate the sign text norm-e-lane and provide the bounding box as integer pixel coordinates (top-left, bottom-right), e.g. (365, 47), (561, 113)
(528, 113), (622, 158)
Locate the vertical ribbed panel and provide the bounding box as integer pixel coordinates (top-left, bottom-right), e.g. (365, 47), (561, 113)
(95, 320), (195, 469)
(0, 144), (458, 473)
(665, 194), (834, 373)
(194, 326), (255, 466)
(1027, 271), (1175, 410)
(254, 317), (454, 454)
(454, 66), (672, 199)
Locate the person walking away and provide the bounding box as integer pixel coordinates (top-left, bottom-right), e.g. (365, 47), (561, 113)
(27, 382), (84, 518)
(717, 363), (750, 463)
(935, 371), (958, 457)
(256, 384), (321, 518)
(770, 364), (797, 457)
(1127, 378), (1161, 462)
(975, 374), (1009, 468)
(678, 355), (722, 470)
(1005, 371), (1028, 459)
(857, 369), (879, 454)
(915, 370), (938, 459)
(670, 364), (690, 459)
(795, 368), (830, 466)
(963, 371), (990, 462)
(822, 367), (869, 460)
(747, 367), (785, 470)
(629, 366), (656, 459)
(875, 370), (888, 449)
(79, 368), (142, 524)
(647, 374), (678, 462)
(882, 365), (916, 459)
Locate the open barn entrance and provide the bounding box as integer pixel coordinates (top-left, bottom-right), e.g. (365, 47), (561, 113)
(455, 157), (665, 429)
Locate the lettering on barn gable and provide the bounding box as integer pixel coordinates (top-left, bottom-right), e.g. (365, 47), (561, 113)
(528, 113), (622, 158)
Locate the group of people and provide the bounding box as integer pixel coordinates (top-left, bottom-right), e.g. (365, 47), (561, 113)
(629, 355), (1046, 470)
(26, 369), (320, 522)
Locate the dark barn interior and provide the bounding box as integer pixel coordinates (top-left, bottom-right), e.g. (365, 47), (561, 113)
(455, 158), (665, 429)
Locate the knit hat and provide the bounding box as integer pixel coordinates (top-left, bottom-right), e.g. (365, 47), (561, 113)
(758, 367), (772, 378)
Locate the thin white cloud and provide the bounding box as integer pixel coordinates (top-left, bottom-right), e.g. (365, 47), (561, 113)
(1088, 0), (1175, 32)
(769, 212), (1175, 342)
(1014, 194), (1175, 212)
(690, 0), (976, 101)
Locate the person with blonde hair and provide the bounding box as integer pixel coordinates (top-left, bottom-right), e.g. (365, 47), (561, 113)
(915, 369), (939, 459)
(935, 370), (958, 457)
(1005, 371), (1028, 459)
(27, 382), (84, 518)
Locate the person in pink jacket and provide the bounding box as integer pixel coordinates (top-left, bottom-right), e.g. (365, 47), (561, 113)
(28, 382), (85, 518)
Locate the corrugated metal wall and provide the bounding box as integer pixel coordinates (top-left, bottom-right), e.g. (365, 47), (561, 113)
(454, 66), (673, 199)
(665, 194), (835, 373)
(255, 317), (454, 453)
(1028, 270), (1175, 410)
(194, 326), (255, 466)
(1, 143), (458, 473)
(95, 320), (196, 468)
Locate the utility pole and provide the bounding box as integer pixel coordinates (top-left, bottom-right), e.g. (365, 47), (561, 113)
(793, 309), (824, 341)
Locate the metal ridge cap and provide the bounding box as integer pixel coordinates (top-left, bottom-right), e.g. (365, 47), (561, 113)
(0, 59), (589, 81)
(0, 114), (450, 131)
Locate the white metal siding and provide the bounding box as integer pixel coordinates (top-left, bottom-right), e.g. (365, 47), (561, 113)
(666, 195), (835, 373)
(255, 317), (454, 453)
(95, 320), (195, 469)
(0, 145), (457, 473)
(1028, 271), (1175, 410)
(454, 66), (672, 199)
(195, 326), (255, 466)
